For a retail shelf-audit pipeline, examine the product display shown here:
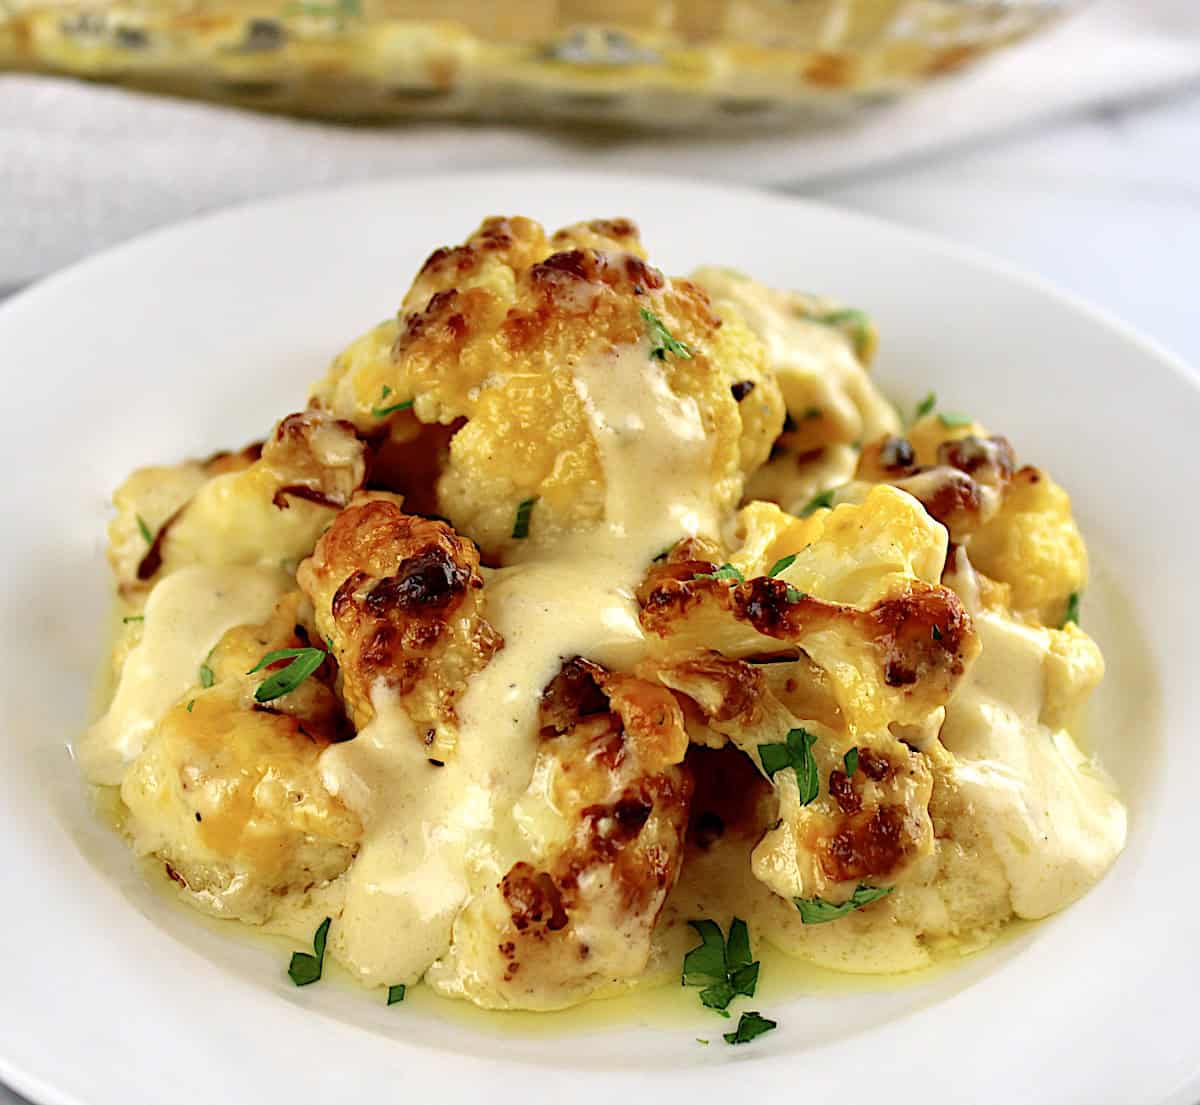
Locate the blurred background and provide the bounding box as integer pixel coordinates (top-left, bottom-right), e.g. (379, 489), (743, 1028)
(1, 0), (1197, 364)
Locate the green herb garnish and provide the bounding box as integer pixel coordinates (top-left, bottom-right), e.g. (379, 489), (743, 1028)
(758, 727), (820, 804)
(511, 497), (537, 540)
(696, 1037), (710, 1046)
(122, 615), (144, 624)
(723, 1011), (777, 1045)
(248, 646), (326, 703)
(288, 917), (331, 986)
(640, 307), (693, 361)
(784, 585), (806, 604)
(1061, 591), (1081, 628)
(938, 411), (972, 428)
(371, 384), (415, 418)
(801, 489), (835, 517)
(199, 662), (214, 689)
(794, 884), (893, 924)
(694, 563), (745, 584)
(766, 554), (797, 578)
(186, 699), (195, 713)
(136, 515), (153, 545)
(387, 984), (406, 1006)
(914, 391), (936, 420)
(843, 747), (859, 777)
(682, 917), (760, 1016)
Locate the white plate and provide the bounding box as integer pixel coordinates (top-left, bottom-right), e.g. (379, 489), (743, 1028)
(0, 170), (1196, 1105)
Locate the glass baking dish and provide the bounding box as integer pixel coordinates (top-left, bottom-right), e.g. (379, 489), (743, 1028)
(0, 0), (1080, 127)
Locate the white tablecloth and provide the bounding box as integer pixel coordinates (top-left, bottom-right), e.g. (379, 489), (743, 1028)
(3, 0), (1200, 287)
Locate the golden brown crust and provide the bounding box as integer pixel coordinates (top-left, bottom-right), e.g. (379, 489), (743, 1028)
(297, 493), (500, 755)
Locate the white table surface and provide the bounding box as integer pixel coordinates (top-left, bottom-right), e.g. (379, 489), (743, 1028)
(2, 81), (1196, 1105)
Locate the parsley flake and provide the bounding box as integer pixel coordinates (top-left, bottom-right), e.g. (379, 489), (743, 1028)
(784, 584), (806, 604)
(682, 918), (760, 1015)
(288, 917), (331, 986)
(387, 984), (406, 1006)
(248, 646), (326, 703)
(758, 727), (820, 804)
(136, 515), (153, 545)
(696, 1037), (710, 1046)
(694, 563), (745, 584)
(371, 384), (415, 418)
(938, 411), (972, 428)
(767, 553), (797, 578)
(723, 1011), (777, 1045)
(640, 307), (693, 361)
(801, 489), (835, 517)
(794, 884), (893, 924)
(1061, 591), (1081, 628)
(843, 747), (859, 777)
(122, 615), (144, 624)
(914, 391), (936, 420)
(199, 662), (214, 689)
(186, 699), (195, 713)
(511, 497), (537, 540)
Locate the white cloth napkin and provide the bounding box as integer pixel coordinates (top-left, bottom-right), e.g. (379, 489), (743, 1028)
(2, 0), (1199, 288)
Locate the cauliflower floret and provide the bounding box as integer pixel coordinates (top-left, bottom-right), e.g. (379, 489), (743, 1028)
(691, 265), (899, 517)
(969, 466), (1088, 626)
(639, 486), (979, 736)
(297, 492), (500, 759)
(856, 414), (1087, 626)
(109, 411), (366, 592)
(309, 216), (784, 558)
(120, 593), (361, 924)
(428, 658), (691, 1010)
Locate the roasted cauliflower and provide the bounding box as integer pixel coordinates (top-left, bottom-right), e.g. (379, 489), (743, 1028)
(84, 212), (1125, 1016)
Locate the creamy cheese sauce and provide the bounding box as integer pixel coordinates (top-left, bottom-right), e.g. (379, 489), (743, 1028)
(317, 339), (721, 987)
(940, 604), (1126, 918)
(78, 564), (290, 786)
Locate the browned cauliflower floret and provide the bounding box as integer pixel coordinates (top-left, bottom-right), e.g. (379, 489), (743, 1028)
(120, 593), (361, 923)
(109, 411), (366, 592)
(856, 413), (1087, 625)
(428, 658), (692, 1010)
(297, 491), (500, 758)
(638, 488), (979, 736)
(309, 216), (784, 558)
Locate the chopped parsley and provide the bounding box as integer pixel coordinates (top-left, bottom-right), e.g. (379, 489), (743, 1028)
(784, 584), (806, 604)
(186, 699), (195, 713)
(914, 391), (936, 420)
(511, 497), (537, 540)
(758, 727), (820, 804)
(682, 917), (759, 1016)
(800, 489), (835, 517)
(693, 563), (745, 584)
(288, 917), (331, 986)
(387, 984), (406, 1006)
(199, 662), (214, 689)
(932, 624), (944, 641)
(811, 307), (872, 361)
(843, 747), (859, 777)
(1061, 591), (1081, 628)
(122, 615), (144, 624)
(938, 411), (972, 428)
(247, 646), (326, 703)
(793, 884), (893, 924)
(136, 514), (153, 545)
(723, 1011), (777, 1045)
(640, 307), (693, 361)
(766, 553), (797, 578)
(696, 1038), (710, 1046)
(371, 384), (415, 418)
